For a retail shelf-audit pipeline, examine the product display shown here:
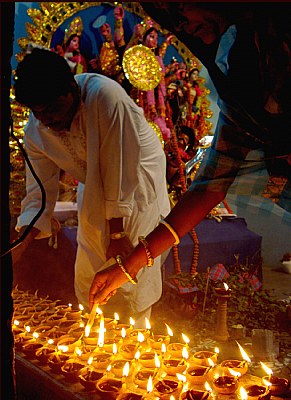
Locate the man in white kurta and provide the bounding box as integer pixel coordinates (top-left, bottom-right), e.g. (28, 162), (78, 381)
(16, 73), (170, 322)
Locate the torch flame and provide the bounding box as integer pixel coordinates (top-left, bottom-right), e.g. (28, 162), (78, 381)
(236, 341), (251, 363)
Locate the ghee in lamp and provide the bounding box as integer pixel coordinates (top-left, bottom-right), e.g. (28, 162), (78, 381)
(262, 375), (290, 396)
(244, 384), (271, 399)
(213, 375), (239, 394)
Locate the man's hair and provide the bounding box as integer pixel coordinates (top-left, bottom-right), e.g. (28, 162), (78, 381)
(14, 48), (75, 106)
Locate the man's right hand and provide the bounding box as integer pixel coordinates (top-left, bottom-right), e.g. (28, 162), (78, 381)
(12, 226), (40, 264)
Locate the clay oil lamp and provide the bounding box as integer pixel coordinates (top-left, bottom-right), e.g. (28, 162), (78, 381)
(68, 321), (86, 339)
(134, 368), (158, 390)
(45, 314), (67, 328)
(65, 303), (83, 320)
(55, 303), (74, 316)
(21, 339), (43, 359)
(47, 351), (70, 374)
(162, 353), (187, 377)
(138, 352), (161, 369)
(57, 335), (82, 354)
(191, 348), (218, 367)
(103, 338), (119, 353)
(127, 317), (151, 343)
(153, 377), (183, 400)
(221, 341), (252, 377)
(215, 282), (231, 297)
(114, 314), (133, 338)
(166, 332), (190, 359)
(96, 377), (123, 400)
(148, 323), (173, 352)
(180, 382), (212, 400)
(119, 342), (141, 360)
(14, 325), (35, 351)
(243, 384), (271, 399)
(109, 359), (133, 378)
(89, 352), (113, 370)
(212, 372), (239, 395)
(35, 345), (56, 365)
(186, 364), (212, 386)
(261, 361), (290, 397)
(61, 358), (86, 383)
(79, 356), (106, 391)
(116, 392), (145, 400)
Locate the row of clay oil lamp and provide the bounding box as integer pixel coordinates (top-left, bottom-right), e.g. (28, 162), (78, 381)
(12, 288), (290, 399)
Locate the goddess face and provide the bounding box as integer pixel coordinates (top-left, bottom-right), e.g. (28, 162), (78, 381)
(144, 30), (158, 49)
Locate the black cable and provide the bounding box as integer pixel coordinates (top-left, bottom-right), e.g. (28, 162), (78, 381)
(1, 117), (46, 257)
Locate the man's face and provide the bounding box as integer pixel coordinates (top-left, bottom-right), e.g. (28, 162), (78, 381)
(31, 92), (76, 132)
(173, 4), (228, 45)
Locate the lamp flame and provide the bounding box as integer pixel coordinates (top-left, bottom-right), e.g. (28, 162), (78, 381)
(176, 373), (186, 383)
(137, 331), (145, 343)
(123, 361), (130, 377)
(14, 320), (19, 326)
(161, 343), (167, 354)
(135, 350), (141, 360)
(145, 317), (151, 330)
(239, 386), (248, 400)
(223, 282), (229, 291)
(260, 362), (273, 377)
(182, 333), (190, 344)
(112, 342), (118, 355)
(155, 353), (161, 368)
(98, 315), (105, 347)
(205, 381), (212, 392)
(208, 358), (215, 368)
(215, 347), (220, 354)
(25, 326), (31, 333)
(130, 317), (135, 326)
(121, 327), (126, 338)
(165, 323), (173, 336)
(88, 356), (93, 365)
(229, 368), (241, 378)
(236, 341), (251, 363)
(114, 313), (119, 321)
(79, 304), (84, 311)
(182, 347), (188, 359)
(32, 332), (39, 339)
(75, 347), (82, 357)
(146, 375), (153, 393)
(47, 339), (54, 345)
(58, 345), (68, 352)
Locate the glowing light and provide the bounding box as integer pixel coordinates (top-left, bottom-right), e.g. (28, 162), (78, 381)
(123, 362), (130, 377)
(137, 331), (145, 343)
(229, 368), (241, 378)
(121, 327), (126, 338)
(13, 320), (19, 326)
(239, 386), (248, 400)
(112, 343), (118, 355)
(260, 362), (273, 377)
(75, 347), (82, 357)
(165, 323), (173, 336)
(176, 373), (186, 383)
(236, 342), (251, 363)
(145, 317), (151, 330)
(98, 315), (105, 347)
(32, 332), (39, 339)
(88, 356), (93, 365)
(58, 345), (68, 352)
(161, 343), (167, 355)
(79, 304), (84, 311)
(68, 303), (72, 308)
(155, 353), (161, 368)
(135, 350), (141, 360)
(47, 339), (54, 345)
(114, 313), (119, 321)
(223, 282), (229, 291)
(208, 358), (215, 368)
(182, 333), (190, 344)
(25, 326), (31, 333)
(146, 375), (153, 393)
(130, 317), (135, 326)
(215, 347), (220, 354)
(205, 381), (212, 392)
(182, 347), (188, 359)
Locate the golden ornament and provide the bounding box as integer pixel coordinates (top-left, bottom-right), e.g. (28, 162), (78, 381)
(122, 44), (162, 91)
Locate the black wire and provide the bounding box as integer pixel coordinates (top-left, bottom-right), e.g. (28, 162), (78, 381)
(1, 117), (46, 257)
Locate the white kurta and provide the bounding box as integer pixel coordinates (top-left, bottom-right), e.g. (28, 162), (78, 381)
(17, 73), (170, 312)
